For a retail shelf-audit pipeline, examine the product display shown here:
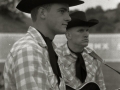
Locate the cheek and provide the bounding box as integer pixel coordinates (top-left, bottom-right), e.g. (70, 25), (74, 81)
(47, 14), (56, 22)
(46, 17), (57, 28)
(51, 17), (61, 25)
(72, 35), (83, 42)
(56, 17), (63, 24)
(54, 19), (64, 30)
(72, 33), (81, 38)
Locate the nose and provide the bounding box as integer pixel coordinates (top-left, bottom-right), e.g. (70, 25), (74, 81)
(84, 31), (89, 37)
(65, 13), (71, 22)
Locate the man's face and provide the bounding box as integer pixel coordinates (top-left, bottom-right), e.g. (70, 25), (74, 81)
(45, 3), (71, 35)
(67, 26), (89, 47)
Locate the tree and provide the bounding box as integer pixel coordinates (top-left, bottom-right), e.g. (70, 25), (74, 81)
(0, 0), (25, 20)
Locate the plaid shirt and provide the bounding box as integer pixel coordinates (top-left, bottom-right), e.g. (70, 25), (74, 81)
(55, 43), (106, 90)
(3, 26), (66, 90)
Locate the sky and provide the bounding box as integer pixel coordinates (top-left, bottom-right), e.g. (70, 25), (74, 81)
(70, 0), (120, 11)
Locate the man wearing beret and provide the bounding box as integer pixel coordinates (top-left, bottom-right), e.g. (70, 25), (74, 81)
(3, 0), (84, 90)
(56, 11), (106, 90)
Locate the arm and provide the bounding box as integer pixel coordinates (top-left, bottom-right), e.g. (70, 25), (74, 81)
(14, 46), (49, 90)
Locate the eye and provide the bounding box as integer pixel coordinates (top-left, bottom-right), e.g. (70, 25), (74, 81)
(60, 9), (65, 14)
(58, 8), (68, 14)
(86, 29), (89, 32)
(78, 29), (84, 32)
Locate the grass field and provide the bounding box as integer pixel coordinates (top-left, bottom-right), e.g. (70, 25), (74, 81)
(0, 62), (120, 90)
(102, 62), (120, 90)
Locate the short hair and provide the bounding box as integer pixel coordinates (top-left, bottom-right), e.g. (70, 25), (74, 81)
(31, 4), (52, 22)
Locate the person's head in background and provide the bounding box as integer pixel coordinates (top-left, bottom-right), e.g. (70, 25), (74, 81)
(16, 0), (84, 39)
(66, 11), (99, 52)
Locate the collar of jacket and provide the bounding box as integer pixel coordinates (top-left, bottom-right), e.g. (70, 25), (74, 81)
(27, 26), (57, 49)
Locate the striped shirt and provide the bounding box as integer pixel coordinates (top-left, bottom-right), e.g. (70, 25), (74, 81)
(55, 43), (106, 90)
(3, 26), (66, 90)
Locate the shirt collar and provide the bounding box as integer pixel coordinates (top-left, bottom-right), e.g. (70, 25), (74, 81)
(27, 26), (57, 48)
(61, 43), (94, 66)
(63, 42), (77, 58)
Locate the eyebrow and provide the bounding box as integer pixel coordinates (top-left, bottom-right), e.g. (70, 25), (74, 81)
(58, 7), (69, 12)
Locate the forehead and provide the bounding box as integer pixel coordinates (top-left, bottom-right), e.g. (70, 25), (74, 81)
(50, 3), (69, 10)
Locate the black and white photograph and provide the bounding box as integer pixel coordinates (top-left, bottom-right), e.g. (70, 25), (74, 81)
(0, 0), (120, 90)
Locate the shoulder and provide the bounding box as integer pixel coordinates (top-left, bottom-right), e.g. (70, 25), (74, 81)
(83, 47), (102, 66)
(8, 38), (45, 69)
(84, 47), (103, 63)
(10, 33), (43, 57)
(55, 42), (67, 56)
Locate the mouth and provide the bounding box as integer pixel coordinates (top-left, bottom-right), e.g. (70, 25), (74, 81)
(83, 39), (89, 42)
(62, 24), (68, 26)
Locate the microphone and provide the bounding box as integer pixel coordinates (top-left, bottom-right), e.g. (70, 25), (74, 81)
(84, 47), (120, 75)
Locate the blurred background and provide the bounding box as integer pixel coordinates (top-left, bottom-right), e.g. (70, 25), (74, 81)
(0, 0), (120, 90)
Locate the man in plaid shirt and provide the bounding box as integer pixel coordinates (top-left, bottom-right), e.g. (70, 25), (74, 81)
(55, 11), (106, 90)
(3, 0), (84, 90)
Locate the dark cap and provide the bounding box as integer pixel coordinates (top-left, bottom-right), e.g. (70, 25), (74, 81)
(16, 0), (84, 13)
(67, 11), (99, 29)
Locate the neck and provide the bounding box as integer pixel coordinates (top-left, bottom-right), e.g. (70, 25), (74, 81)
(68, 42), (84, 53)
(33, 22), (55, 40)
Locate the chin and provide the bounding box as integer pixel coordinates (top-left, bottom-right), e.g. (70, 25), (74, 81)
(54, 28), (65, 34)
(82, 43), (88, 47)
(59, 28), (66, 34)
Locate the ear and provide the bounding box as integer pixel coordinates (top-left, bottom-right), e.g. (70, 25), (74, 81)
(66, 31), (71, 40)
(38, 7), (47, 19)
